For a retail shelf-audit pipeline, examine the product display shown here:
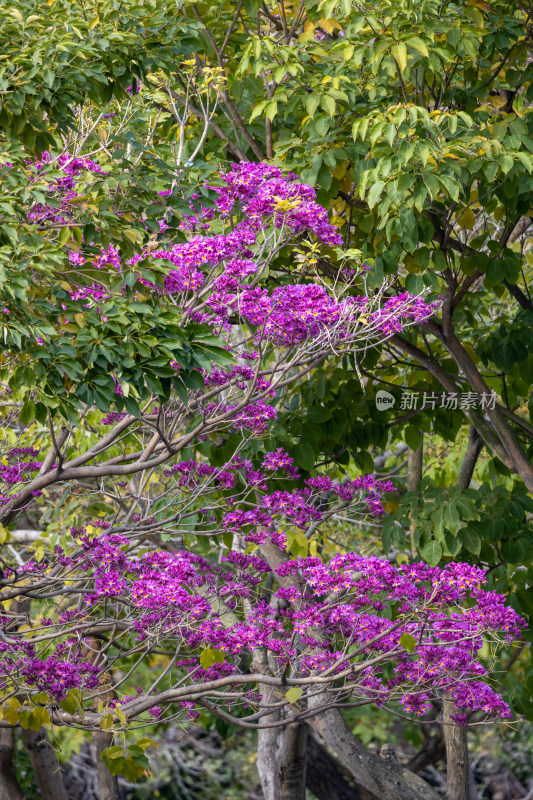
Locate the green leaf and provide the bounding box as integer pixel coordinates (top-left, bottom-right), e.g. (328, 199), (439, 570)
(442, 503), (460, 535)
(286, 687), (303, 703)
(404, 425), (421, 451)
(306, 94), (320, 117)
(59, 696), (78, 715)
(58, 227), (71, 247)
(421, 539), (442, 566)
(459, 527), (481, 556)
(399, 633), (416, 653)
(367, 180), (385, 209)
(501, 537), (533, 564)
(104, 745), (124, 760)
(292, 440), (315, 471)
(321, 94), (336, 118)
(20, 397), (35, 426)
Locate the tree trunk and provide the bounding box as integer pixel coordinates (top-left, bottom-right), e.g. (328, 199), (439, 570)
(257, 692), (308, 800)
(441, 433), (482, 800)
(84, 637), (120, 800)
(94, 732), (120, 800)
(306, 734), (366, 800)
(443, 701), (471, 800)
(0, 727), (26, 800)
(21, 727), (68, 800)
(309, 706), (441, 800)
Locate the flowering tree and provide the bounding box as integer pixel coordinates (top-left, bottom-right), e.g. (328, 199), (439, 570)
(0, 155), (524, 800)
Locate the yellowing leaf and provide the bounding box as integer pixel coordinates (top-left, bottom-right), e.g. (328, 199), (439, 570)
(343, 45), (355, 61)
(333, 161), (349, 181)
(123, 229), (140, 244)
(400, 633), (417, 653)
(463, 343), (477, 363)
(199, 648), (225, 669)
(383, 501), (400, 513)
(406, 37), (429, 58)
(468, 0), (494, 9)
(319, 17), (342, 33)
(286, 687), (303, 703)
(4, 706), (18, 725)
(457, 208), (476, 229)
(100, 713), (114, 731)
(490, 95), (507, 109)
(391, 42), (408, 75)
(9, 8), (24, 23)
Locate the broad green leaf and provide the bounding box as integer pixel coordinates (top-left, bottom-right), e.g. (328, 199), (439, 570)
(421, 540), (442, 566)
(367, 180), (385, 209)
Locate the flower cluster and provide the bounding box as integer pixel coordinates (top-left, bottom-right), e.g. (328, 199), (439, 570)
(0, 537), (522, 721)
(0, 451), (522, 726)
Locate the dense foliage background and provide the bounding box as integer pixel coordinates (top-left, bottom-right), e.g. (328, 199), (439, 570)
(2, 1), (533, 798)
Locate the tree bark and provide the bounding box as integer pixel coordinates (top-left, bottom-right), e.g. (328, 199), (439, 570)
(21, 727), (68, 800)
(309, 706), (441, 800)
(85, 638), (120, 800)
(457, 426), (483, 490)
(0, 727), (26, 800)
(306, 734), (366, 800)
(257, 688), (308, 800)
(443, 701), (472, 800)
(93, 732), (119, 800)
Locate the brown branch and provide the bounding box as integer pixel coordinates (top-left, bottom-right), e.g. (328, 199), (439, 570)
(423, 319), (533, 491)
(220, 0), (245, 55)
(149, 87), (247, 161)
(388, 334), (518, 474)
(192, 6), (266, 160)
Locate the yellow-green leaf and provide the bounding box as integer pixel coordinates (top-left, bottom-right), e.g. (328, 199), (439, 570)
(286, 687), (303, 704)
(58, 227), (71, 247)
(100, 713), (114, 731)
(399, 633), (417, 653)
(391, 42), (408, 75)
(199, 648), (225, 669)
(406, 37), (429, 58)
(457, 208), (476, 230)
